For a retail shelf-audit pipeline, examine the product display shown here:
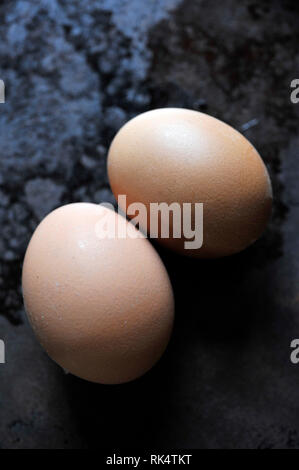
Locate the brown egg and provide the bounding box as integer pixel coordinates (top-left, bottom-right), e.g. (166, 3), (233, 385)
(108, 108), (273, 258)
(22, 203), (174, 384)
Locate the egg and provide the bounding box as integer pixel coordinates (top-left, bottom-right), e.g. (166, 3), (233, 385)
(22, 203), (174, 384)
(108, 108), (273, 258)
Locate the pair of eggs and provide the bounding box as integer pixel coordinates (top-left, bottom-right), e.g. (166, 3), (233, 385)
(22, 109), (272, 384)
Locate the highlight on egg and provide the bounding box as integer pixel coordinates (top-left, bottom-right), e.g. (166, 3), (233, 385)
(108, 108), (273, 258)
(22, 203), (175, 385)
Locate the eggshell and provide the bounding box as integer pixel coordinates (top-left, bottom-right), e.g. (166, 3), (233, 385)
(108, 108), (273, 258)
(22, 203), (174, 384)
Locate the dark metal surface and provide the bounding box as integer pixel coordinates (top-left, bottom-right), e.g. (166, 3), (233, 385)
(0, 0), (299, 449)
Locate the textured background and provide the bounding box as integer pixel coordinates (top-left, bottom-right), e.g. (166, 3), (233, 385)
(0, 0), (299, 449)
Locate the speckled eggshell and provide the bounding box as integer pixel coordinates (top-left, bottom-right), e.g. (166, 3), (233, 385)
(22, 203), (174, 385)
(108, 108), (273, 258)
